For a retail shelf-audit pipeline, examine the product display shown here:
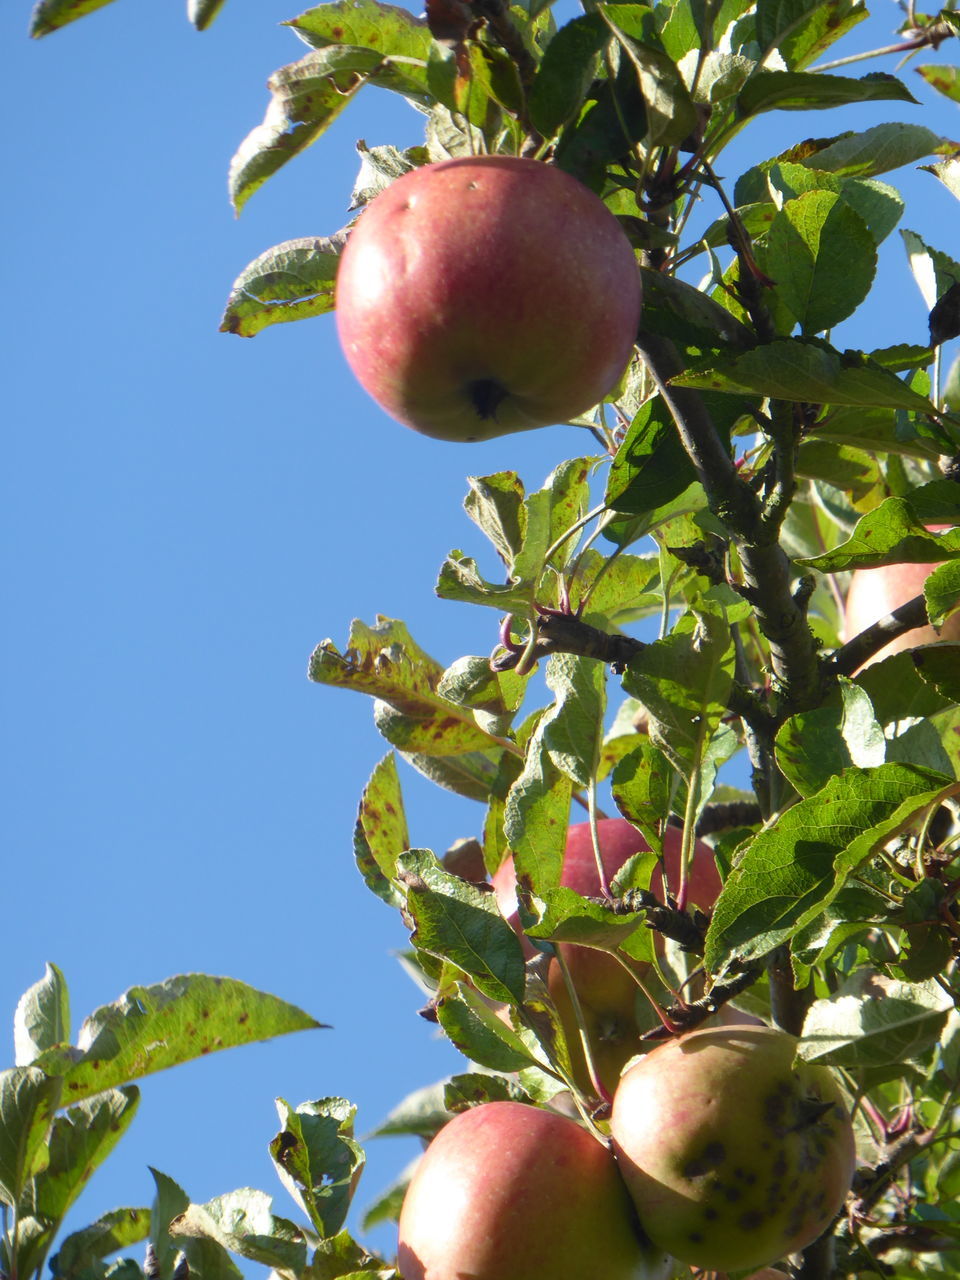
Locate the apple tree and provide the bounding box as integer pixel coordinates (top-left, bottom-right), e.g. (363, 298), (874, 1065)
(17, 0), (960, 1276)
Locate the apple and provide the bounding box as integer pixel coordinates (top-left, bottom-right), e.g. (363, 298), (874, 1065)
(492, 818), (723, 1093)
(610, 1025), (856, 1273)
(843, 525), (960, 665)
(335, 155), (642, 442)
(397, 1100), (672, 1280)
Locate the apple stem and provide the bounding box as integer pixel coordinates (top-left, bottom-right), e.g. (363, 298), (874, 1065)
(675, 761), (702, 914)
(587, 783), (613, 901)
(552, 947), (614, 1108)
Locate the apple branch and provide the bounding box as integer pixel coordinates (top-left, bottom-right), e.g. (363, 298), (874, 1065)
(636, 330), (827, 720)
(831, 593), (931, 676)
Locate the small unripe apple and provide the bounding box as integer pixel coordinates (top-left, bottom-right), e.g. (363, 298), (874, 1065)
(335, 155), (642, 442)
(843, 525), (960, 665)
(396, 1100), (671, 1280)
(610, 1025), (856, 1273)
(492, 819), (722, 1093)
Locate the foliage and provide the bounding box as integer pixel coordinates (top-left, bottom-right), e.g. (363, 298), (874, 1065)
(0, 965), (320, 1280)
(23, 0), (960, 1276)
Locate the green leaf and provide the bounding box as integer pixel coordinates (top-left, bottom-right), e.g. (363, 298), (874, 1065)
(921, 154), (960, 205)
(754, 0), (866, 68)
(187, 0), (227, 31)
(149, 1167), (244, 1280)
(29, 1087), (140, 1224)
(220, 235), (346, 337)
(621, 610), (734, 787)
(798, 490), (960, 571)
(799, 975), (953, 1067)
(435, 551), (533, 614)
(514, 458), (593, 581)
(29, 0), (115, 36)
(796, 122), (959, 178)
(503, 714), (574, 891)
(606, 397), (697, 516)
(542, 654), (606, 788)
(269, 1098), (364, 1238)
(435, 984), (538, 1072)
(925, 560), (960, 629)
(312, 1226), (398, 1275)
(308, 618), (506, 757)
(400, 748), (507, 803)
(230, 51), (379, 213)
(765, 164), (903, 246)
(762, 190), (876, 333)
(289, 0), (431, 58)
(444, 1072), (541, 1110)
(0, 1068), (62, 1206)
(367, 1080), (449, 1140)
(599, 4), (698, 147)
(917, 63), (960, 104)
(437, 657), (528, 739)
(529, 14), (608, 137)
(51, 1208), (151, 1280)
(636, 268), (755, 356)
(775, 681), (885, 797)
(854, 649), (955, 725)
(463, 472), (526, 569)
(397, 851), (527, 1004)
(170, 1190), (307, 1272)
(35, 977), (322, 1102)
(15, 964), (70, 1066)
(673, 338), (938, 410)
(914, 643), (960, 704)
(353, 753), (408, 909)
(738, 70), (916, 117)
(611, 743), (673, 855)
(901, 228), (960, 310)
(705, 763), (960, 970)
(524, 885), (647, 954)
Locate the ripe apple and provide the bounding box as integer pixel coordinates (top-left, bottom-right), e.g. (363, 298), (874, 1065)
(397, 1100), (672, 1280)
(610, 1025), (856, 1272)
(843, 525), (960, 665)
(492, 818), (723, 1093)
(335, 155), (642, 442)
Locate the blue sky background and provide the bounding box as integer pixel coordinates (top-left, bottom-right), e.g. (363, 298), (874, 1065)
(4, 0), (960, 1268)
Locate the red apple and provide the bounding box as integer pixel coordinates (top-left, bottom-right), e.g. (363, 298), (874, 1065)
(843, 525), (960, 665)
(492, 818), (722, 1093)
(610, 1025), (856, 1273)
(335, 155), (642, 442)
(397, 1100), (671, 1280)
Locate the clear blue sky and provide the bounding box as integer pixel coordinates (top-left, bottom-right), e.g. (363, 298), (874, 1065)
(3, 0), (959, 1267)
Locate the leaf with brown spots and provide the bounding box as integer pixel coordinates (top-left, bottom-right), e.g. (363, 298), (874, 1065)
(354, 753), (409, 908)
(220, 234), (347, 338)
(34, 976), (322, 1104)
(398, 850), (526, 1004)
(269, 1097), (364, 1238)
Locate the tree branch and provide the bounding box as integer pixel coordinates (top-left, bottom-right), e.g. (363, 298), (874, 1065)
(831, 593), (930, 676)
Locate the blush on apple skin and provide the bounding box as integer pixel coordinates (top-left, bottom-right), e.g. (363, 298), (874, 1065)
(397, 1100), (672, 1280)
(335, 155), (642, 442)
(842, 525), (960, 666)
(610, 1025), (857, 1273)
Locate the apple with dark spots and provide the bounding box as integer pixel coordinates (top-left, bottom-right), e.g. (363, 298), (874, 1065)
(843, 525), (960, 665)
(610, 1025), (856, 1273)
(335, 155), (642, 442)
(492, 818), (723, 1094)
(396, 1100), (672, 1280)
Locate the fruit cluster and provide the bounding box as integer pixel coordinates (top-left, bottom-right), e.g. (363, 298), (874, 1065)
(397, 820), (857, 1278)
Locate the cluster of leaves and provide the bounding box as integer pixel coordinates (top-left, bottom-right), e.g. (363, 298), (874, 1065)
(0, 965), (324, 1280)
(24, 0), (960, 1275)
